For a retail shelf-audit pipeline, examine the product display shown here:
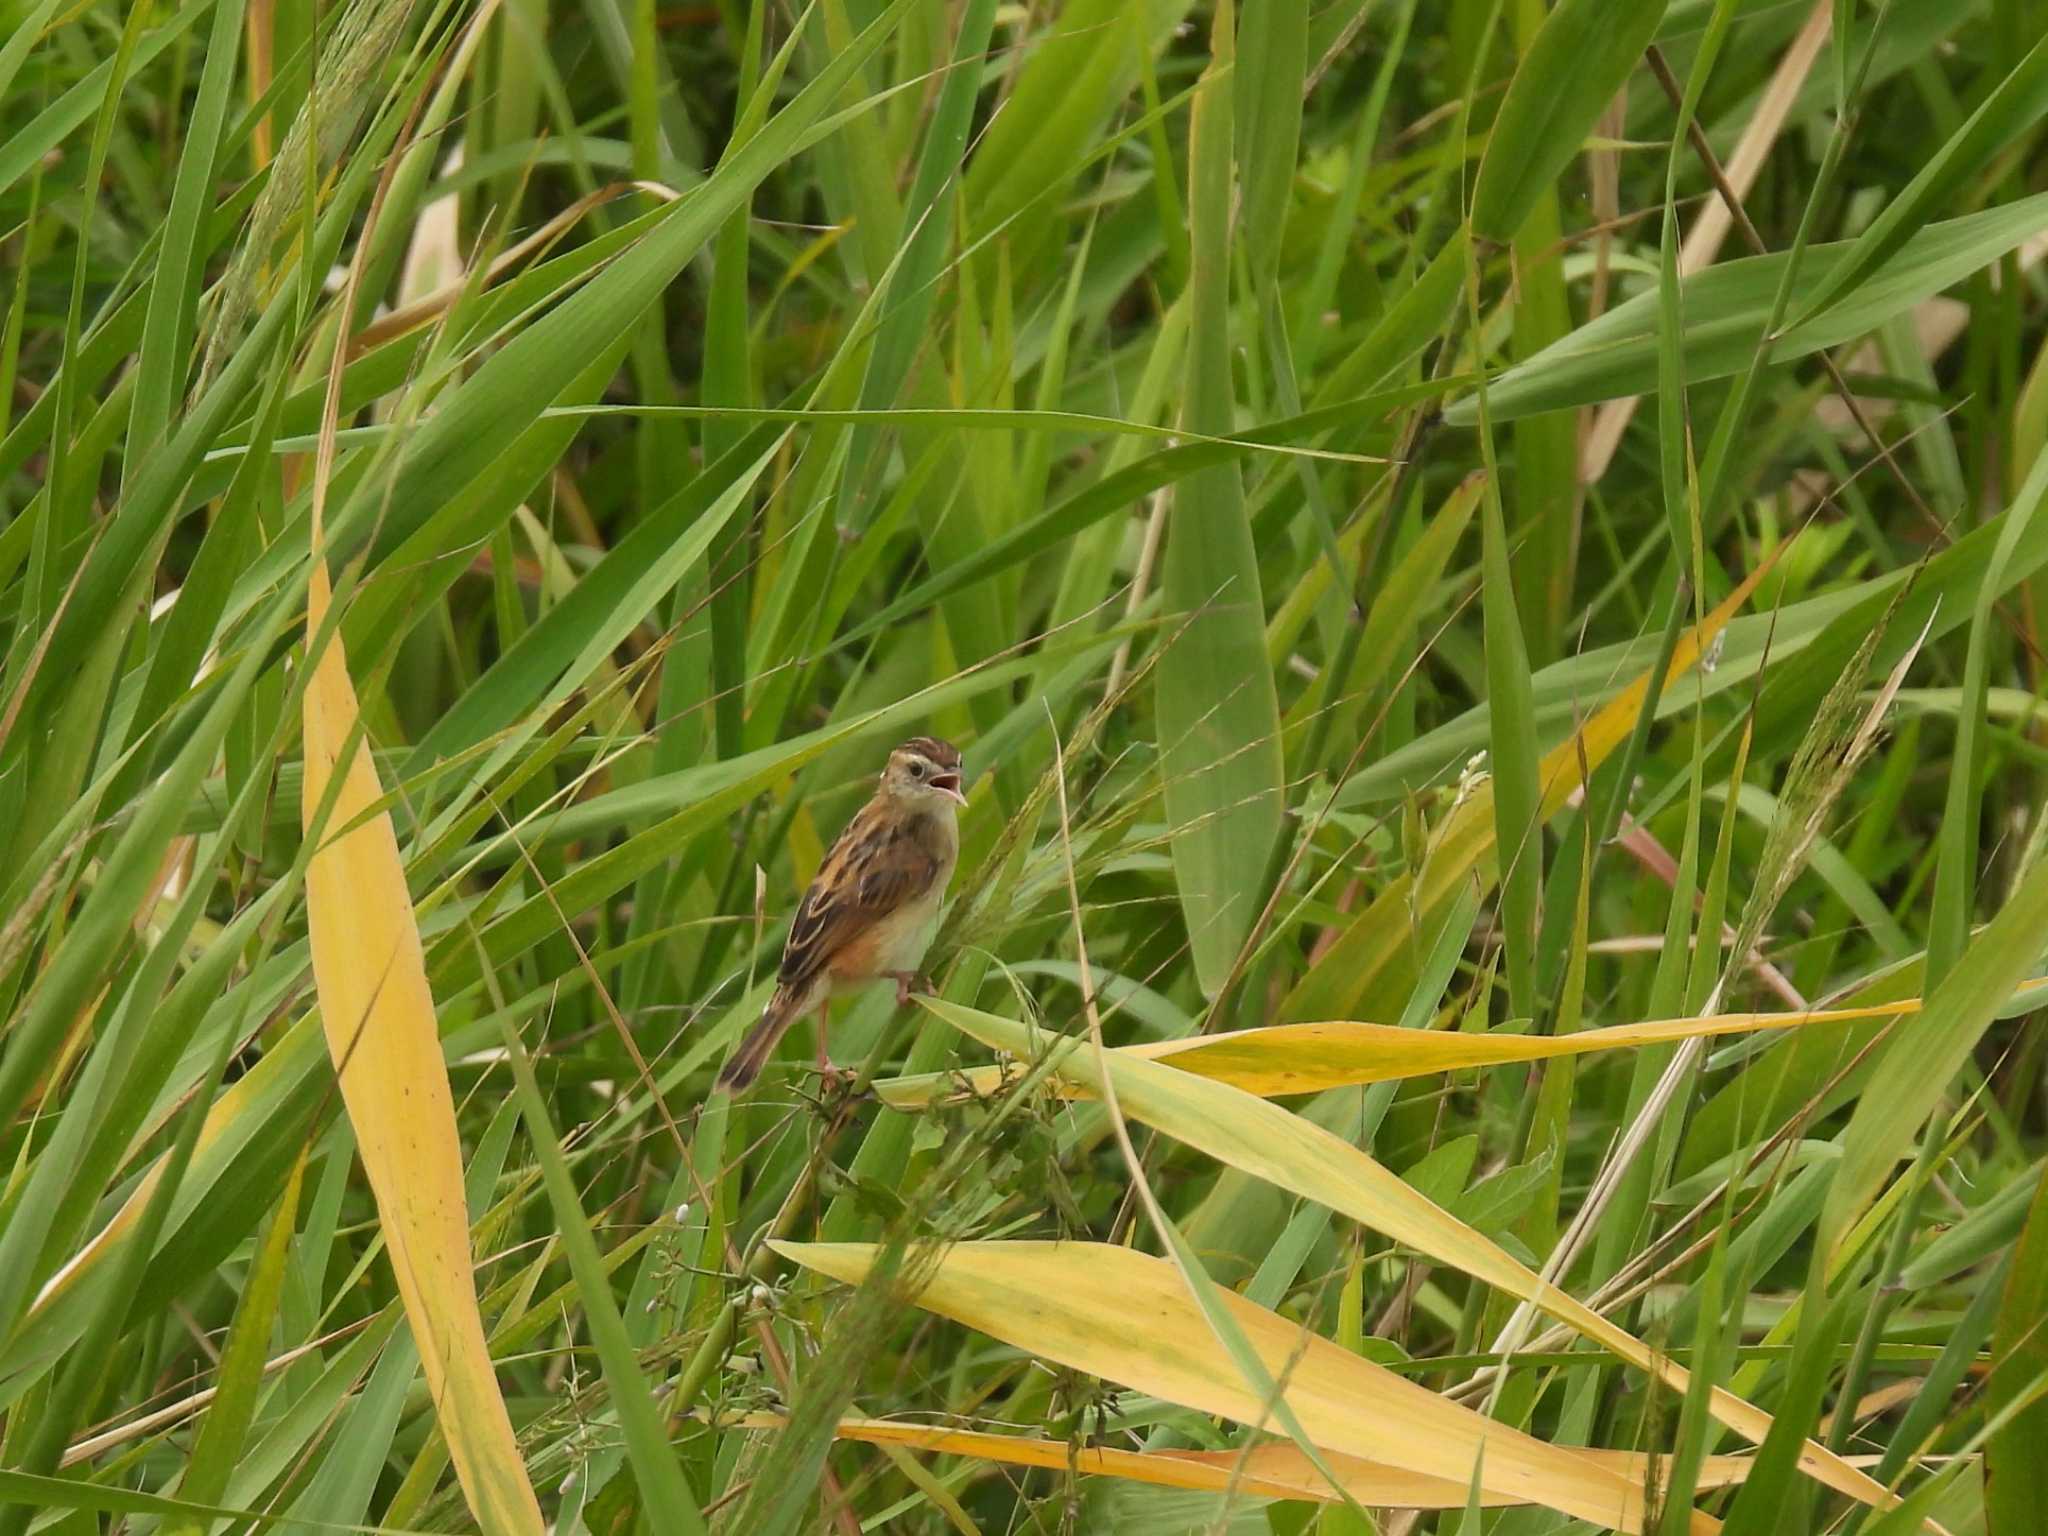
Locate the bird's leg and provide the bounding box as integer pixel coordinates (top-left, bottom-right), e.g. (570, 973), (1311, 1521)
(809, 999), (863, 1096)
(884, 970), (929, 1008)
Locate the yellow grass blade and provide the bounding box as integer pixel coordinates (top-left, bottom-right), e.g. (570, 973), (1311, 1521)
(300, 559), (544, 1535)
(876, 984), (2048, 1105)
(911, 998), (1894, 1516)
(768, 1240), (1703, 1533)
(750, 1415), (1784, 1510)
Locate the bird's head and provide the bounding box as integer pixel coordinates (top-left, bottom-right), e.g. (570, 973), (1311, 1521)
(880, 736), (968, 808)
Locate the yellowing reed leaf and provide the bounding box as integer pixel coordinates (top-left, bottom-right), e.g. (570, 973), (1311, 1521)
(763, 1415), (1775, 1511)
(769, 1241), (1702, 1533)
(874, 989), (2048, 1105)
(300, 559), (544, 1536)
(913, 998), (1893, 1516)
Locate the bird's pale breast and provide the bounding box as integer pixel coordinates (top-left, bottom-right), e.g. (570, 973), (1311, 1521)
(826, 880), (946, 988)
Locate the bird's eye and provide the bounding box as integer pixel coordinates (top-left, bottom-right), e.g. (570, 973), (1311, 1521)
(909, 760), (925, 778)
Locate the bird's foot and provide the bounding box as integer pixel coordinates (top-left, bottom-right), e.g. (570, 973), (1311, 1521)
(885, 970), (931, 1008)
(809, 1034), (854, 1084)
(804, 1012), (857, 1092)
(802, 1061), (869, 1113)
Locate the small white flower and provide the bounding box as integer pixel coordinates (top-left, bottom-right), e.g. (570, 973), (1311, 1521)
(1450, 751), (1490, 811)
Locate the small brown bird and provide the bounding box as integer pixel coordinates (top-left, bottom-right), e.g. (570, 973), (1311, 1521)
(716, 736), (968, 1092)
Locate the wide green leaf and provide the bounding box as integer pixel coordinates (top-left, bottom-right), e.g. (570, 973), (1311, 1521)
(1470, 0), (1669, 244)
(1453, 194), (2048, 424)
(1157, 7), (1285, 996)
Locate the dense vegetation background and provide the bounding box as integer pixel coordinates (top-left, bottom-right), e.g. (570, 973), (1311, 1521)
(3, 0), (2048, 1531)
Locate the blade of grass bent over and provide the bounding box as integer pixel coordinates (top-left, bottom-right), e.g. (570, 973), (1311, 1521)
(1454, 195), (2048, 425)
(772, 1240), (1687, 1532)
(873, 989), (2039, 1104)
(916, 998), (1893, 1514)
(1052, 693), (1373, 1525)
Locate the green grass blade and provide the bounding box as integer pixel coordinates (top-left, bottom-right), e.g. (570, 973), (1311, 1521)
(1480, 480), (1541, 1023)
(124, 0), (246, 471)
(1987, 1184), (2048, 1529)
(1789, 31), (2048, 331)
(1157, 0), (1285, 998)
(1469, 0), (1670, 245)
(337, 0), (913, 571)
(1454, 195), (2048, 424)
(1234, 0), (1306, 285)
(498, 1017), (708, 1535)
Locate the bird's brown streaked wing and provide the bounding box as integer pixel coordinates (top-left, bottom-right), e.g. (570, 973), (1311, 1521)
(777, 808), (940, 989)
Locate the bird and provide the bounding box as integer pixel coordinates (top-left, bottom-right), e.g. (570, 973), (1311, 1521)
(716, 736), (968, 1093)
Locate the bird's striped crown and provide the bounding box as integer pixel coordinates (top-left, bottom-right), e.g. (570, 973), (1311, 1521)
(893, 735), (961, 769)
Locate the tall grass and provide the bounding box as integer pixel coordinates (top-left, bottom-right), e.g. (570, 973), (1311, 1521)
(2, 0), (2047, 1532)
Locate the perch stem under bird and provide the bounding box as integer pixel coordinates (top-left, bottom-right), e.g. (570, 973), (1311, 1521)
(716, 737), (967, 1093)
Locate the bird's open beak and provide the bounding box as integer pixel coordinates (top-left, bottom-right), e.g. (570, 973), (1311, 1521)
(932, 770), (968, 807)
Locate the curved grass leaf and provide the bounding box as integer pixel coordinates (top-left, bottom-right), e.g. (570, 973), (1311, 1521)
(1452, 194), (2048, 424)
(770, 1240), (1689, 1532)
(913, 997), (1893, 1514)
(873, 991), (2018, 1105)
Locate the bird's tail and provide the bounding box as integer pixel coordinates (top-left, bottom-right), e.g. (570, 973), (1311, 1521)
(716, 985), (808, 1093)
